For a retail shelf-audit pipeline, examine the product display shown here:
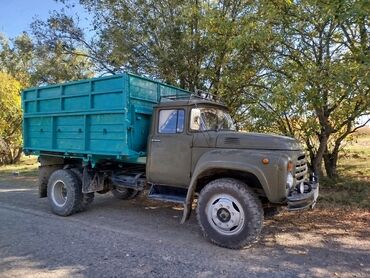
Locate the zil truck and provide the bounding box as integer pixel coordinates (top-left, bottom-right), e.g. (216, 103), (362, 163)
(22, 73), (319, 249)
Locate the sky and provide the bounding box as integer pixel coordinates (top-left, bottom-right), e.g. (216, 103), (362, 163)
(0, 0), (89, 38)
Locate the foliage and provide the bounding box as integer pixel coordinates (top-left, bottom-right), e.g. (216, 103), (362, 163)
(0, 32), (94, 87)
(319, 127), (370, 208)
(31, 41), (94, 85)
(0, 32), (94, 164)
(31, 1), (269, 123)
(244, 0), (370, 177)
(3, 0), (370, 176)
(0, 33), (33, 87)
(0, 72), (23, 165)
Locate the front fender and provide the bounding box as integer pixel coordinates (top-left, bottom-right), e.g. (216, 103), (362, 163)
(181, 149), (278, 223)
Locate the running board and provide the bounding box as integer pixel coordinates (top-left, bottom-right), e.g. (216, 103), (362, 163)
(148, 185), (186, 204)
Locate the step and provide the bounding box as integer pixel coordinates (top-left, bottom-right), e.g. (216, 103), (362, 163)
(148, 184), (187, 204)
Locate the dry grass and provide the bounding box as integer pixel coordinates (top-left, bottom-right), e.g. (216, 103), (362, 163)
(0, 156), (38, 186)
(319, 127), (370, 209)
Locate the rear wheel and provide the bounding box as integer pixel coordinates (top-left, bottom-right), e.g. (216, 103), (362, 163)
(197, 178), (263, 249)
(47, 169), (83, 216)
(111, 187), (139, 200)
(38, 165), (62, 198)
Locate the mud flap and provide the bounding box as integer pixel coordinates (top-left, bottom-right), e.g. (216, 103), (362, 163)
(82, 167), (105, 193)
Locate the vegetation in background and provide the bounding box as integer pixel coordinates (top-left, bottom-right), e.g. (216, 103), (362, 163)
(248, 0), (370, 178)
(1, 128), (369, 208)
(0, 72), (22, 164)
(319, 127), (370, 208)
(31, 0), (369, 179)
(0, 0), (369, 181)
(0, 33), (94, 87)
(0, 33), (94, 164)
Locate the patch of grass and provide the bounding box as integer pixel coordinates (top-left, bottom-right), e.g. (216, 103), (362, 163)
(320, 127), (370, 209)
(0, 156), (38, 178)
(319, 178), (370, 209)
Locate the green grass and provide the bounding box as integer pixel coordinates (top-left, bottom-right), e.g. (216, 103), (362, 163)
(319, 127), (370, 209)
(0, 156), (38, 186)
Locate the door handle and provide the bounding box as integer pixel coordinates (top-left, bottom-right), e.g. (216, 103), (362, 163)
(151, 139), (161, 142)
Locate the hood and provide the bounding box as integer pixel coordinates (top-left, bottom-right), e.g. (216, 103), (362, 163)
(215, 131), (302, 151)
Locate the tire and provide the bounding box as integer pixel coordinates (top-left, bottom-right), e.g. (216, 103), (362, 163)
(38, 165), (62, 198)
(70, 168), (95, 212)
(111, 187), (139, 200)
(196, 178), (263, 249)
(47, 169), (83, 216)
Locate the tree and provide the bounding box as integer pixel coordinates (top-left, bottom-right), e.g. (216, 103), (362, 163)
(0, 32), (94, 87)
(35, 0), (369, 178)
(31, 40), (94, 85)
(245, 0), (370, 177)
(0, 72), (22, 164)
(32, 0), (269, 122)
(0, 33), (34, 87)
(0, 32), (94, 164)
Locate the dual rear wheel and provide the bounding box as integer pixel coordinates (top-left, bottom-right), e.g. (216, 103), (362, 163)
(47, 169), (94, 216)
(48, 169), (85, 216)
(47, 169), (139, 216)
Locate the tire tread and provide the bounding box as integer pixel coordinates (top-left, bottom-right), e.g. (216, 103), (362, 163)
(47, 169), (83, 216)
(196, 178), (263, 249)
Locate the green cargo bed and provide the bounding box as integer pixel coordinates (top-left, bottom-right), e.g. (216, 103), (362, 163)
(22, 73), (189, 164)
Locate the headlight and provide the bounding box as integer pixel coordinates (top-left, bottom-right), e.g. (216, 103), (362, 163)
(286, 172), (294, 189)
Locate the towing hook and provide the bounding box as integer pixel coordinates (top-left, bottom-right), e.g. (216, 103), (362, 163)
(309, 172), (319, 183)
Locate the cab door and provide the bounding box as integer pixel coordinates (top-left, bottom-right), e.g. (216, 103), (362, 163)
(147, 108), (193, 187)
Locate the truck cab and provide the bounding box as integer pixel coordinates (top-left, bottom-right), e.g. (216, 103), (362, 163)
(144, 97), (318, 248)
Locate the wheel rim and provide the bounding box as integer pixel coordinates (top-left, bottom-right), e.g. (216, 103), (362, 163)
(206, 194), (245, 235)
(51, 180), (68, 207)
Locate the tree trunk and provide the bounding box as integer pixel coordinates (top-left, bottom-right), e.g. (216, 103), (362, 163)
(10, 147), (23, 164)
(0, 144), (23, 165)
(323, 151), (339, 179)
(323, 136), (342, 179)
(311, 132), (328, 177)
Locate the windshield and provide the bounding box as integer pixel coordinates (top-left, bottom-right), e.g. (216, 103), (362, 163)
(190, 107), (236, 131)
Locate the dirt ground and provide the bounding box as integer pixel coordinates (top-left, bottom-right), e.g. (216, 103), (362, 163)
(0, 174), (369, 278)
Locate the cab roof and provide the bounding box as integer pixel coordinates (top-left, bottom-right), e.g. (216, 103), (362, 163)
(155, 98), (228, 110)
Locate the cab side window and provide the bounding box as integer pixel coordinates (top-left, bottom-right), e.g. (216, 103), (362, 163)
(158, 109), (185, 134)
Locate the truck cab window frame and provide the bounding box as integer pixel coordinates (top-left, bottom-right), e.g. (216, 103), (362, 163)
(190, 107), (235, 132)
(158, 109), (185, 134)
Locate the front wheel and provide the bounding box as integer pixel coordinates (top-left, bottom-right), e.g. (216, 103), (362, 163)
(196, 178), (263, 249)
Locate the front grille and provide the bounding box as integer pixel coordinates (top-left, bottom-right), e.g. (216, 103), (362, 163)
(223, 137), (240, 145)
(295, 154), (307, 182)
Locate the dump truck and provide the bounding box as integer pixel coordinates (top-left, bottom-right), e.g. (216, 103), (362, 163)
(22, 73), (319, 249)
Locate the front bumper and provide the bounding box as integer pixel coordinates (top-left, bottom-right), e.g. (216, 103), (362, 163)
(287, 180), (319, 211)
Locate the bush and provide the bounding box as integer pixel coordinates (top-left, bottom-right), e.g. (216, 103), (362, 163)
(0, 72), (23, 165)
